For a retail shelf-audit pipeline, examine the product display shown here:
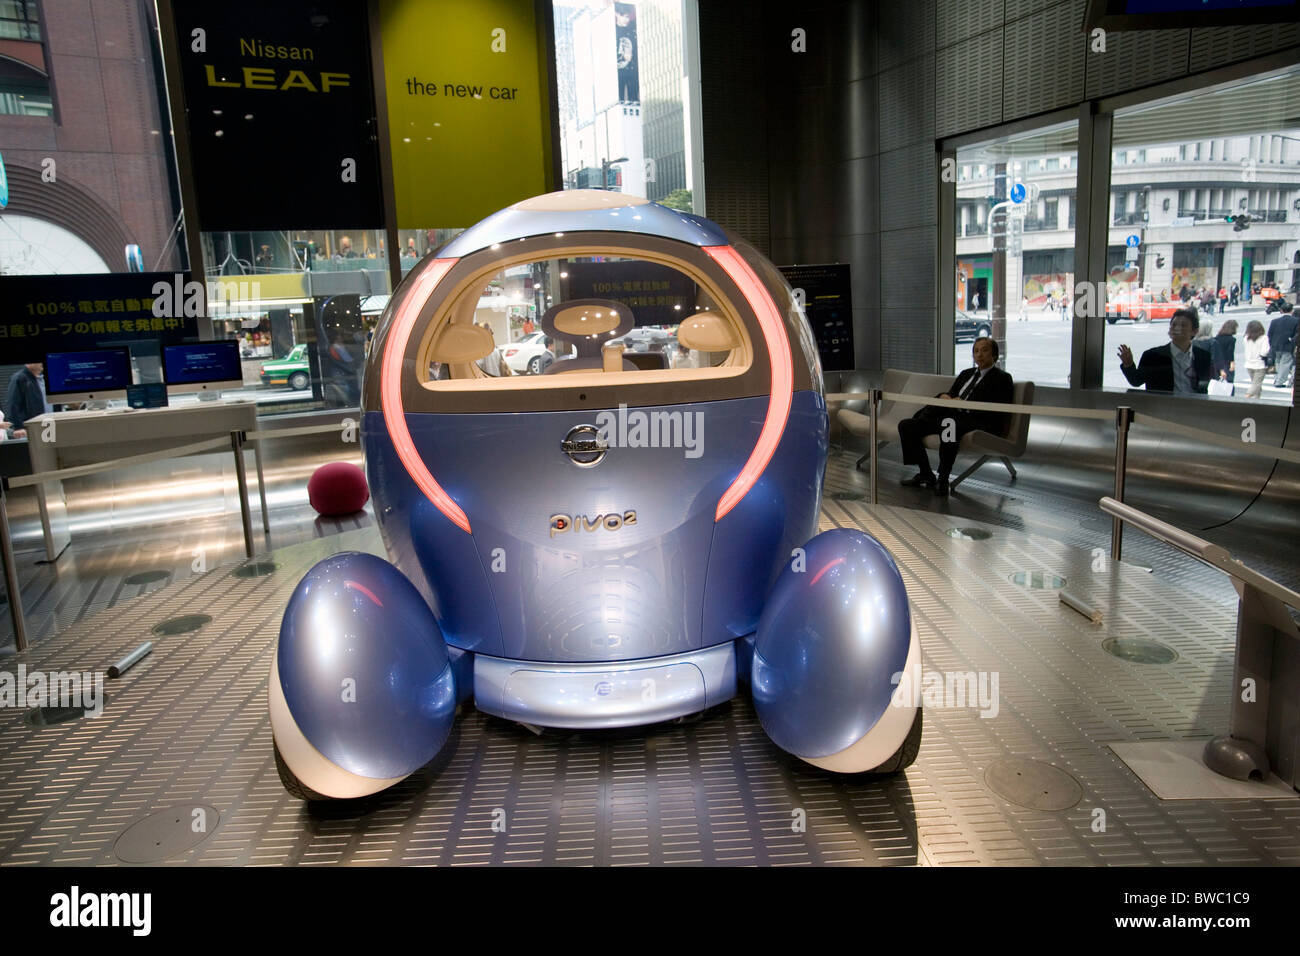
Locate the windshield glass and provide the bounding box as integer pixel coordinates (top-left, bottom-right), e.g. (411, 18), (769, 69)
(419, 253), (751, 387)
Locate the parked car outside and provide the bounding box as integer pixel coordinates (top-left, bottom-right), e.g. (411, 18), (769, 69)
(260, 343), (311, 390)
(1105, 289), (1181, 324)
(610, 325), (674, 351)
(501, 331), (572, 374)
(954, 309), (992, 343)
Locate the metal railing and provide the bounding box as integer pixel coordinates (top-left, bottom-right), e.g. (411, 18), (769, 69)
(0, 422), (346, 651)
(1100, 496), (1300, 786)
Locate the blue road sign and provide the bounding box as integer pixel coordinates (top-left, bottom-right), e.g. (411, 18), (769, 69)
(1009, 183), (1026, 203)
(1125, 234), (1140, 247)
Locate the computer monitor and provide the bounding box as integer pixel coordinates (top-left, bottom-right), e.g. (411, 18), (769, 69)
(44, 348), (133, 403)
(162, 341), (244, 396)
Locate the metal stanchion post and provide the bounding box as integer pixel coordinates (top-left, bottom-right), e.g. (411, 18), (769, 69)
(0, 478), (29, 651)
(1111, 406), (1133, 562)
(868, 388), (881, 506)
(230, 430), (254, 559)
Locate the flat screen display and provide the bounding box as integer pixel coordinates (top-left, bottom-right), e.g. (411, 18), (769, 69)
(44, 348), (132, 396)
(163, 341), (242, 386)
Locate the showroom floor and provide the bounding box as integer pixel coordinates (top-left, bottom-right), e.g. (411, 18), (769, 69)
(1, 451), (1297, 866)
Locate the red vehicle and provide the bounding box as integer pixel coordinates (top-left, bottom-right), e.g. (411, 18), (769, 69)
(1105, 289), (1181, 324)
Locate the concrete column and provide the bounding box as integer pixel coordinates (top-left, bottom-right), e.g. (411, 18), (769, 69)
(1222, 240), (1244, 293)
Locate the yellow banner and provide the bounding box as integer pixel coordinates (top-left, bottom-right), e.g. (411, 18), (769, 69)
(379, 0), (554, 229)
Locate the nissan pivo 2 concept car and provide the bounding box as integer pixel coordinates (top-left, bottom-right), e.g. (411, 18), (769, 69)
(270, 190), (921, 800)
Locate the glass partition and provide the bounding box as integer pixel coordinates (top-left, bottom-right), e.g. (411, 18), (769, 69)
(197, 228), (391, 413)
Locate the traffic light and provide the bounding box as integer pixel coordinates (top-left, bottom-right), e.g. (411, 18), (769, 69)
(1227, 213), (1253, 232)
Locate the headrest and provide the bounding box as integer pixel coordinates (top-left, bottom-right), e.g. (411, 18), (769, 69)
(427, 322), (494, 364)
(676, 311), (741, 352)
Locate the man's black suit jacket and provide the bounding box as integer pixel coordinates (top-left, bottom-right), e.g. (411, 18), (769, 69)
(916, 365), (1015, 436)
(1121, 343), (1212, 393)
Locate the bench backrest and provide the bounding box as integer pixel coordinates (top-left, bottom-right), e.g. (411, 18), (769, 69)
(1004, 380), (1035, 453)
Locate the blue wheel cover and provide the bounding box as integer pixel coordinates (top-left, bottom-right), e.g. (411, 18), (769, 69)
(752, 528), (912, 758)
(277, 551), (456, 779)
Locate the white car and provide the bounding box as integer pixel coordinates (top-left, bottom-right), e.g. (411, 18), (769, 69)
(501, 331), (571, 374)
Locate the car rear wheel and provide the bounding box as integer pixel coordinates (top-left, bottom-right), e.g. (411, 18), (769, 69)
(864, 708), (923, 775)
(289, 371), (309, 390)
(1106, 316), (1117, 324)
(527, 355), (542, 375)
(977, 324), (991, 339)
(1137, 311), (1148, 323)
(273, 738), (329, 801)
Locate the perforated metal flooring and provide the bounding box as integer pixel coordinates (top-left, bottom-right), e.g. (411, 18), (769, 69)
(1, 502), (1298, 867)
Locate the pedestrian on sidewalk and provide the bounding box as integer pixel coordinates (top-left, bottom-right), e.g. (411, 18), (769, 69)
(1243, 320), (1270, 399)
(1267, 301), (1296, 389)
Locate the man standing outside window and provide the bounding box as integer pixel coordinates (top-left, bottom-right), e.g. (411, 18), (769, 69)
(4, 362), (50, 438)
(1116, 309), (1212, 393)
(1266, 300), (1296, 389)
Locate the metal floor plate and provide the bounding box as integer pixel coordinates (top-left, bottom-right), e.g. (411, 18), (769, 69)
(1, 497), (1298, 866)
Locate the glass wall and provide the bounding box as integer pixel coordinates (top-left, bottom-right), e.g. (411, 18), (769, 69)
(197, 228), (391, 413)
(952, 121), (1079, 386)
(542, 1), (703, 382)
(554, 0), (700, 211)
(1104, 67), (1300, 405)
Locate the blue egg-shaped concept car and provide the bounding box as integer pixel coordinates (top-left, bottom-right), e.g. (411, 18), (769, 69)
(270, 190), (921, 799)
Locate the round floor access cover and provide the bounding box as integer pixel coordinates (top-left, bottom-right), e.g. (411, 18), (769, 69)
(984, 757), (1083, 811)
(125, 569), (171, 585)
(1009, 571), (1066, 589)
(231, 560), (279, 578)
(1102, 637), (1178, 664)
(114, 805), (220, 863)
(151, 614), (212, 635)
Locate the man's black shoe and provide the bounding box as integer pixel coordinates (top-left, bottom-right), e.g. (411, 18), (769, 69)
(900, 472), (935, 488)
(934, 477), (951, 497)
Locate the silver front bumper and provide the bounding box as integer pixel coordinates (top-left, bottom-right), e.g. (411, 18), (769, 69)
(472, 642), (738, 729)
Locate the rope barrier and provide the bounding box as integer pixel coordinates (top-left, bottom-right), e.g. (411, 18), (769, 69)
(826, 391), (1115, 421)
(245, 422), (353, 442)
(1134, 413), (1300, 467)
(827, 391), (1299, 463)
(6, 436), (232, 489)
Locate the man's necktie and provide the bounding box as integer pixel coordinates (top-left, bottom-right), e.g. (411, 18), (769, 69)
(959, 370), (982, 400)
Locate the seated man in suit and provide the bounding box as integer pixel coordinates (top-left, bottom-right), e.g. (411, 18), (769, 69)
(1116, 309), (1212, 394)
(898, 336), (1014, 497)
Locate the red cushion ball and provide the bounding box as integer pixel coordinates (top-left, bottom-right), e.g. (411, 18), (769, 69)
(308, 462), (370, 516)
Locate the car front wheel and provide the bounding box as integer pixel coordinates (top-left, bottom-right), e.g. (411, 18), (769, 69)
(977, 325), (991, 339)
(1137, 311), (1148, 323)
(527, 355), (542, 375)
